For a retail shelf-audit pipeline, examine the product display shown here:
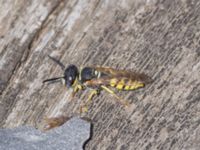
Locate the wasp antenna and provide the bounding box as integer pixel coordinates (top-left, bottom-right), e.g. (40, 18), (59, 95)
(43, 77), (64, 83)
(48, 55), (65, 70)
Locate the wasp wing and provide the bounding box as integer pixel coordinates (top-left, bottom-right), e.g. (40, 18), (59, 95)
(83, 76), (111, 87)
(92, 66), (152, 84)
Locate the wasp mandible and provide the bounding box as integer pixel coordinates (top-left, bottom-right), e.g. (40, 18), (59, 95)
(43, 55), (152, 113)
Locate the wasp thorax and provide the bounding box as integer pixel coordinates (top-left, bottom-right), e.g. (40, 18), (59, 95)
(64, 65), (79, 88)
(80, 67), (97, 83)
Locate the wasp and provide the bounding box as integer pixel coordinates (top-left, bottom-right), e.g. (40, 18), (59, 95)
(43, 55), (152, 113)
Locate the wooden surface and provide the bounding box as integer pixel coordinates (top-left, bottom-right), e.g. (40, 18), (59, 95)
(0, 0), (200, 149)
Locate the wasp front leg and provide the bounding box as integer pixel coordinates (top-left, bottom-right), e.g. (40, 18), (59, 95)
(80, 89), (100, 113)
(71, 84), (84, 99)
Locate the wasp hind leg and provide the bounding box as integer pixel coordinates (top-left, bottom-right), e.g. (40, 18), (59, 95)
(101, 85), (130, 107)
(80, 89), (100, 113)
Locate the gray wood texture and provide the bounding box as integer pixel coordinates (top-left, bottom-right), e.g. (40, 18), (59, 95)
(0, 0), (200, 149)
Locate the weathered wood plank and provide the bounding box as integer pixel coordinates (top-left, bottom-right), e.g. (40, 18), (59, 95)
(0, 0), (200, 149)
(0, 0), (63, 126)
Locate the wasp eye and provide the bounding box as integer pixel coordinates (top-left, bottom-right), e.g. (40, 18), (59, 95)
(64, 65), (79, 88)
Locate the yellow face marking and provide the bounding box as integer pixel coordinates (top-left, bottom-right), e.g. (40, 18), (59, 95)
(110, 78), (118, 87)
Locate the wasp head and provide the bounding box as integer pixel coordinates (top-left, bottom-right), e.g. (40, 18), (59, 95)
(64, 65), (79, 88)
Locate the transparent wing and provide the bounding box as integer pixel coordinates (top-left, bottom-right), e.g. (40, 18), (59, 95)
(93, 66), (152, 84)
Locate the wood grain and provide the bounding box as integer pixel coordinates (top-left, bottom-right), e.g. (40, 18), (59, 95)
(0, 0), (200, 149)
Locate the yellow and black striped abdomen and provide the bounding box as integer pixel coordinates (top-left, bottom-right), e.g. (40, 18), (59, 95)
(109, 78), (145, 90)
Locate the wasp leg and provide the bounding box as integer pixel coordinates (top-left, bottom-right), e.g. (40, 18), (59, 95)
(80, 89), (99, 113)
(101, 85), (130, 107)
(71, 84), (83, 99)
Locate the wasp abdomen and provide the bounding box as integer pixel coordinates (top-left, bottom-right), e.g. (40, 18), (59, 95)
(109, 78), (144, 90)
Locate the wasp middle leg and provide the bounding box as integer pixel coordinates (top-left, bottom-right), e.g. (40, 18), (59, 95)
(80, 89), (100, 113)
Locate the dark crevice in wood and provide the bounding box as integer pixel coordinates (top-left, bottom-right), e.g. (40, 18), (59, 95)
(0, 0), (64, 95)
(22, 0), (65, 64)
